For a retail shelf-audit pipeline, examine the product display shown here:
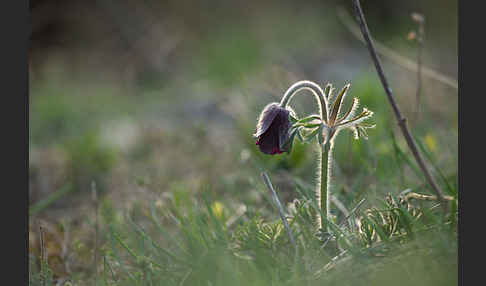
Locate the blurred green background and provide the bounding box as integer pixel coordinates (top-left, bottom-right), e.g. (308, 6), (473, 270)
(29, 0), (457, 283)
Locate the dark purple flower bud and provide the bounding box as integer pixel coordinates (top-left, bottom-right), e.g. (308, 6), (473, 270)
(253, 103), (293, 155)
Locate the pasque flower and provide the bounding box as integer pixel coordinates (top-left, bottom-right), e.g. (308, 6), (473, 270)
(253, 80), (374, 233)
(253, 103), (294, 155)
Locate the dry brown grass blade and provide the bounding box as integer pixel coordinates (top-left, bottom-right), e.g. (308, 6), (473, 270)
(400, 191), (455, 202)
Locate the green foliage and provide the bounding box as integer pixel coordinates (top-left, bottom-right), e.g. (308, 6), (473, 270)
(29, 255), (56, 286)
(195, 26), (262, 87)
(64, 132), (117, 193)
(30, 94), (87, 146)
(28, 74), (457, 286)
(350, 75), (392, 137)
(72, 187), (456, 286)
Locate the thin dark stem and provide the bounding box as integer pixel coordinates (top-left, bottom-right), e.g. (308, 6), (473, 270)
(92, 181), (99, 286)
(261, 172), (298, 254)
(39, 224), (47, 286)
(351, 0), (448, 214)
(29, 255), (32, 285)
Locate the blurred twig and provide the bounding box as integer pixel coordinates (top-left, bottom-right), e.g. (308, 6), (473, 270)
(60, 220), (72, 275)
(92, 181), (100, 286)
(39, 223), (47, 286)
(261, 172), (297, 253)
(351, 0), (449, 214)
(337, 7), (458, 91)
(412, 13), (425, 122)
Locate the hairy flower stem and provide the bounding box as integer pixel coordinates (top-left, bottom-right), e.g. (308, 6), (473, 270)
(325, 142), (334, 230)
(279, 81), (331, 232)
(279, 81), (328, 121)
(317, 140), (333, 231)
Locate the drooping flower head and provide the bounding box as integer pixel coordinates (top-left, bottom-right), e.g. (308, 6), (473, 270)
(253, 82), (374, 156)
(253, 103), (294, 155)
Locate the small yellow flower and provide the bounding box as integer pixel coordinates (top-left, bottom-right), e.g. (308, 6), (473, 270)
(211, 201), (224, 220)
(424, 134), (438, 153)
